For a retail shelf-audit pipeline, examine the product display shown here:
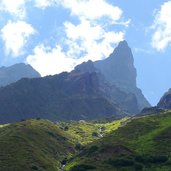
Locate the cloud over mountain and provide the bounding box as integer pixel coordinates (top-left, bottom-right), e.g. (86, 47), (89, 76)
(151, 1), (171, 51)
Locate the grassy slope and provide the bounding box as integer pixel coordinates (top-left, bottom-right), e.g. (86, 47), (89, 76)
(0, 118), (125, 171)
(0, 119), (76, 171)
(4, 112), (171, 171)
(66, 111), (171, 171)
(59, 118), (127, 145)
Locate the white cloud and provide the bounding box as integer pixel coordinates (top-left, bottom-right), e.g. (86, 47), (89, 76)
(60, 0), (122, 22)
(64, 18), (124, 61)
(134, 48), (152, 54)
(25, 0), (127, 76)
(34, 0), (57, 9)
(26, 18), (124, 76)
(26, 44), (75, 76)
(151, 1), (171, 51)
(0, 0), (26, 19)
(33, 0), (123, 22)
(1, 20), (36, 57)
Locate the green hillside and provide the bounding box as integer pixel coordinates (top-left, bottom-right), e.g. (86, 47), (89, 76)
(2, 111), (171, 171)
(0, 119), (75, 171)
(0, 118), (125, 171)
(66, 111), (171, 171)
(59, 117), (128, 145)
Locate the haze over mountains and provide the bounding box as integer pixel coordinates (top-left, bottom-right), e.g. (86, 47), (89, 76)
(0, 63), (41, 87)
(0, 41), (150, 124)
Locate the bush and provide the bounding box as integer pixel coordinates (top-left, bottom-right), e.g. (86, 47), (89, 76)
(148, 155), (168, 164)
(61, 158), (68, 165)
(134, 163), (143, 170)
(135, 155), (145, 163)
(75, 143), (83, 151)
(107, 158), (134, 167)
(30, 165), (39, 170)
(87, 145), (98, 154)
(135, 155), (168, 164)
(92, 132), (98, 137)
(64, 126), (69, 131)
(71, 164), (96, 171)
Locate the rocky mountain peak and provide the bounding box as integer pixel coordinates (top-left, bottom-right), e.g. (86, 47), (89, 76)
(95, 40), (137, 87)
(0, 63), (41, 87)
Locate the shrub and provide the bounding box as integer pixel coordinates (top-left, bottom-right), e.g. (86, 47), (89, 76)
(64, 126), (69, 131)
(148, 155), (168, 164)
(87, 145), (98, 154)
(75, 143), (83, 151)
(92, 132), (98, 137)
(71, 164), (96, 171)
(134, 163), (143, 170)
(135, 155), (168, 164)
(30, 165), (39, 170)
(107, 158), (134, 167)
(61, 158), (68, 165)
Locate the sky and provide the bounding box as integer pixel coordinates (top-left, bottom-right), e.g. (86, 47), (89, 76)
(0, 0), (171, 106)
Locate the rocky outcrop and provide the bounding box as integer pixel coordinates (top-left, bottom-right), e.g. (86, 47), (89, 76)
(157, 89), (171, 109)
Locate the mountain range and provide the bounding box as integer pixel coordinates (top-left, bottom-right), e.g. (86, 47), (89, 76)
(0, 41), (150, 124)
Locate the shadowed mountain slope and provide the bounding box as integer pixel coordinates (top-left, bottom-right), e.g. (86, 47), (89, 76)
(0, 41), (150, 124)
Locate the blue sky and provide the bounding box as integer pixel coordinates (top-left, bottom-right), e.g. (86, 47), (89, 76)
(0, 0), (171, 106)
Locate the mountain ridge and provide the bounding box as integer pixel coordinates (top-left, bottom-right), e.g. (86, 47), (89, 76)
(0, 41), (150, 124)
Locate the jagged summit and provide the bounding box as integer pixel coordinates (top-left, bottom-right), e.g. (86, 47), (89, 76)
(118, 40), (129, 47)
(95, 40), (136, 87)
(94, 40), (150, 110)
(111, 40), (134, 62)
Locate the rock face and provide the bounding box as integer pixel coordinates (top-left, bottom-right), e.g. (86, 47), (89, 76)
(157, 89), (171, 109)
(0, 41), (150, 124)
(94, 41), (150, 111)
(0, 63), (41, 87)
(95, 41), (136, 87)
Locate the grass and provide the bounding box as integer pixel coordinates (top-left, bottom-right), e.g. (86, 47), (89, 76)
(58, 117), (127, 145)
(2, 111), (171, 171)
(0, 119), (75, 171)
(65, 111), (171, 171)
(0, 117), (127, 171)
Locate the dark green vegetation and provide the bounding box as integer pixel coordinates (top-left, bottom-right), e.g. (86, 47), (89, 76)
(0, 41), (150, 124)
(2, 111), (171, 171)
(0, 119), (75, 171)
(66, 111), (171, 171)
(0, 118), (125, 171)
